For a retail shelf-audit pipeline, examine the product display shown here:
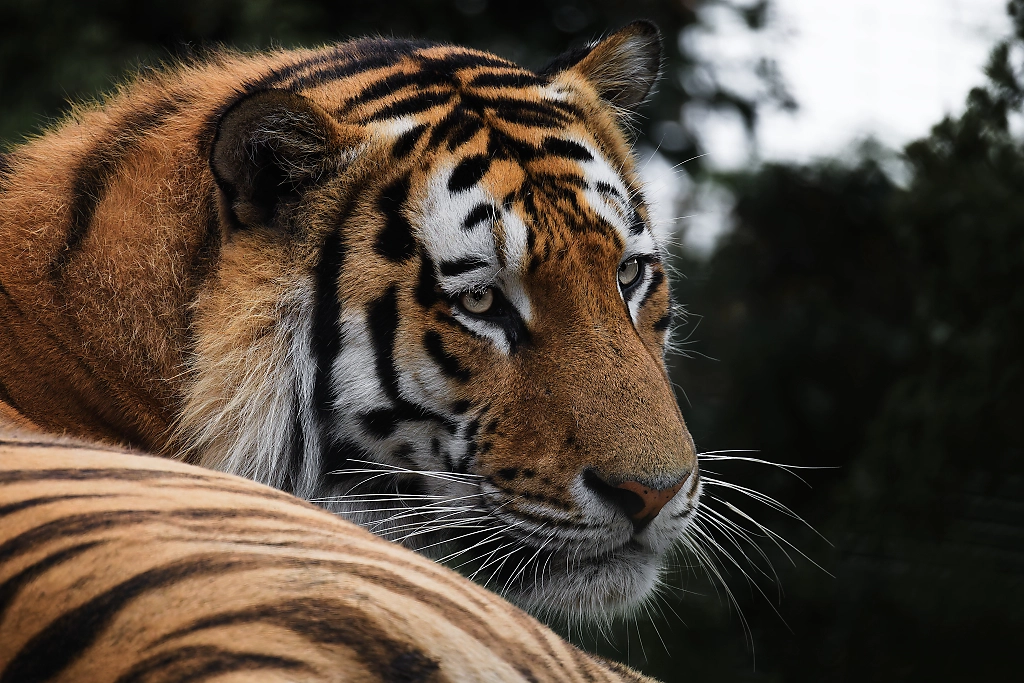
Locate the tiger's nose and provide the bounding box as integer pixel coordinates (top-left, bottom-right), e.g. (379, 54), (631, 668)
(583, 470), (689, 532)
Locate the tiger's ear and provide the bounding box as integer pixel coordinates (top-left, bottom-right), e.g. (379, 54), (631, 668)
(542, 21), (662, 112)
(210, 89), (356, 230)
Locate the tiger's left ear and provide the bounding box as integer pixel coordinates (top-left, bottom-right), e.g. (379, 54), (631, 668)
(210, 89), (360, 231)
(542, 21), (662, 112)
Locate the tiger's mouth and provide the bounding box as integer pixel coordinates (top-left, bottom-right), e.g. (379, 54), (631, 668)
(322, 465), (695, 620)
(415, 501), (684, 620)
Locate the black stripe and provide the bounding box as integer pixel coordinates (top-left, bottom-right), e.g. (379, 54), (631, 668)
(149, 598), (439, 683)
(347, 68), (451, 109)
(629, 206), (646, 235)
(0, 555), (263, 683)
(361, 89), (454, 123)
(359, 406), (457, 438)
(365, 287), (454, 436)
(468, 71), (545, 89)
(438, 257), (488, 278)
(492, 107), (566, 129)
(448, 155), (491, 193)
(320, 439), (369, 476)
(276, 41), (428, 91)
(114, 646), (310, 683)
(360, 408), (403, 438)
(486, 129), (538, 163)
(415, 251), (440, 309)
(462, 203), (496, 230)
(653, 313), (672, 332)
(427, 108), (477, 151)
(311, 228), (345, 477)
(197, 47), (368, 153)
(423, 331), (471, 382)
(445, 112), (485, 151)
(416, 51), (515, 72)
(52, 97), (181, 278)
(542, 136), (593, 161)
(0, 494), (112, 520)
(0, 467), (209, 485)
(241, 45), (352, 91)
(0, 507), (312, 571)
(433, 437), (454, 472)
(0, 464), (305, 507)
(464, 93), (581, 121)
(374, 174), (417, 262)
(594, 181), (622, 198)
(367, 285), (407, 405)
(639, 268), (666, 307)
(0, 541), (102, 624)
(282, 407), (304, 495)
(392, 123), (427, 158)
(456, 417), (482, 473)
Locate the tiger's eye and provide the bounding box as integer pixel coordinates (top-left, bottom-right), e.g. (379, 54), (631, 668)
(461, 288), (494, 314)
(618, 258), (641, 287)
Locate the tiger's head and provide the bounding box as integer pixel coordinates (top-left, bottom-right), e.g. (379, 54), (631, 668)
(187, 22), (699, 619)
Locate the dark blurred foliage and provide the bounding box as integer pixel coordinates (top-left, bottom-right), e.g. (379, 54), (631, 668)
(0, 0), (778, 166)
(2, 0), (1022, 681)
(617, 3), (1024, 680)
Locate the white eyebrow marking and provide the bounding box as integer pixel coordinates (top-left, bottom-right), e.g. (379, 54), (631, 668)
(410, 162), (535, 352)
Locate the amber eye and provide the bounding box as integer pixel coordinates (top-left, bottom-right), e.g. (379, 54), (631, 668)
(618, 257), (641, 288)
(460, 288), (495, 315)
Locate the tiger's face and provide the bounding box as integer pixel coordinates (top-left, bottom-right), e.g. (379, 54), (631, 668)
(197, 22), (699, 619)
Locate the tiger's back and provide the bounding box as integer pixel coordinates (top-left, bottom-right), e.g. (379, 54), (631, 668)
(0, 431), (652, 682)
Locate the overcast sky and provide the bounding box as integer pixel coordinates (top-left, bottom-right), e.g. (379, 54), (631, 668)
(696, 0), (1012, 167)
(641, 0), (1013, 254)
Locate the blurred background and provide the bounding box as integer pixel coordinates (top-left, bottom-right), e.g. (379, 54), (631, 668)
(1, 1), (1021, 680)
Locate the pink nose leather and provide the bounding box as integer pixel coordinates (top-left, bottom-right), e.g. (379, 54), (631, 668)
(615, 480), (686, 523)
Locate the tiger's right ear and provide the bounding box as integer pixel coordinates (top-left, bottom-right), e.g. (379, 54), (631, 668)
(541, 21), (662, 115)
(210, 89), (358, 231)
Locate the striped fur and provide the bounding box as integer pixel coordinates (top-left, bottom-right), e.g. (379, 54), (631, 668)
(0, 23), (699, 619)
(0, 432), (654, 682)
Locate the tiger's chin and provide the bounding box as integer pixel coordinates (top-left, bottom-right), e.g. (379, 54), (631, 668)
(457, 539), (669, 622)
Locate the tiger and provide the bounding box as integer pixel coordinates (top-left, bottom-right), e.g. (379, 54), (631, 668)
(0, 21), (700, 622)
(0, 431), (656, 682)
